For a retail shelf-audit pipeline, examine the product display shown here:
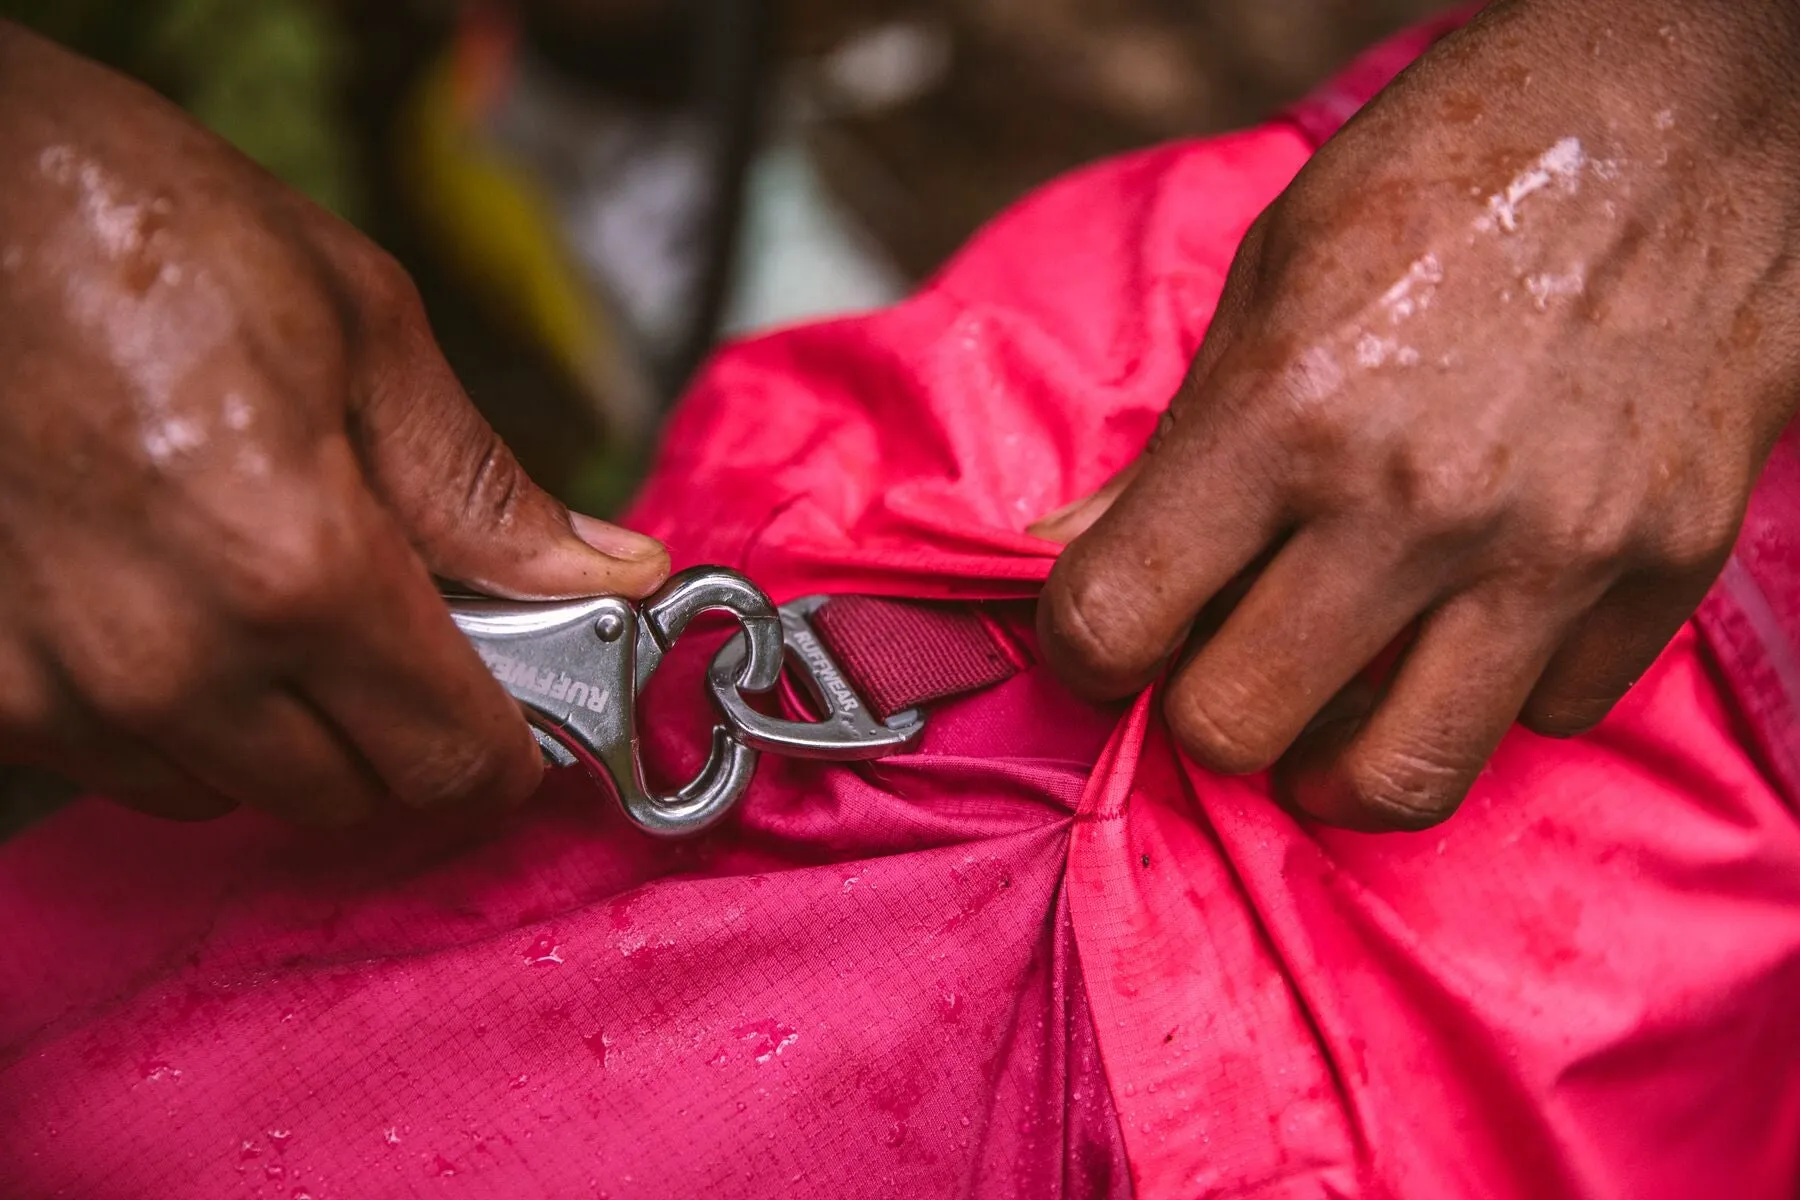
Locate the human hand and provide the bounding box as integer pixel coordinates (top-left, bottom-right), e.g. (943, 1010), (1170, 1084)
(1034, 0), (1800, 829)
(0, 22), (669, 825)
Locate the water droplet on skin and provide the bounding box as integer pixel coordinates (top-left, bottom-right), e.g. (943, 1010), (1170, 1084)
(1473, 136), (1588, 235)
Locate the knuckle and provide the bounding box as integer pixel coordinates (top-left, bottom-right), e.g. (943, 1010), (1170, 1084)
(355, 246), (426, 324)
(1342, 746), (1468, 830)
(450, 431), (534, 539)
(1277, 395), (1359, 478)
(1531, 504), (1633, 570)
(393, 736), (537, 812)
(83, 659), (198, 735)
(1381, 440), (1509, 535)
(221, 505), (360, 630)
(1039, 562), (1168, 694)
(1651, 502), (1741, 574)
(1166, 680), (1283, 775)
(41, 598), (212, 738)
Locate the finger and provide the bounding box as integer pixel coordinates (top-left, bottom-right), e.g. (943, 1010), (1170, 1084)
(1036, 210), (1293, 700)
(300, 473), (545, 815)
(3, 724), (235, 822)
(85, 752), (239, 822)
(156, 687), (386, 828)
(1037, 379), (1291, 701)
(1162, 522), (1433, 774)
(1278, 586), (1565, 831)
(24, 737), (237, 823)
(18, 551), (379, 827)
(0, 634), (234, 821)
(324, 239), (669, 601)
(1520, 566), (1720, 736)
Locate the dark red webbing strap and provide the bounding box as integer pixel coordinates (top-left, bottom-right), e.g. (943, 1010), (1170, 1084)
(808, 596), (1027, 719)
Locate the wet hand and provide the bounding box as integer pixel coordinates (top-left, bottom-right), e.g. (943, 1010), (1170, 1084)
(0, 22), (669, 825)
(1034, 0), (1800, 829)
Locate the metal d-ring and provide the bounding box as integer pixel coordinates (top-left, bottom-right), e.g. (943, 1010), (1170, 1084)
(707, 595), (926, 762)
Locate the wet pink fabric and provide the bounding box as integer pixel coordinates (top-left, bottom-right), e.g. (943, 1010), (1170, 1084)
(5, 12), (1800, 1199)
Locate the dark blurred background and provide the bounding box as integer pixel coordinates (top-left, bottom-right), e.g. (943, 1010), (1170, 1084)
(0, 0), (1453, 834)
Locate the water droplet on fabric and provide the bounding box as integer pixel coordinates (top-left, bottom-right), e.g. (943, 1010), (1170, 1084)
(522, 932), (564, 965)
(583, 1030), (617, 1067)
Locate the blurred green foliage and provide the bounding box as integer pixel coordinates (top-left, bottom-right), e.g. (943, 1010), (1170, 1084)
(1, 0), (362, 222)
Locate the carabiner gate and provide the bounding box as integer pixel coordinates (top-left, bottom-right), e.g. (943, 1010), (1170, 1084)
(447, 566), (782, 838)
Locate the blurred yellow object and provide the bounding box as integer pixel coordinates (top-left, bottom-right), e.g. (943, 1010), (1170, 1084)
(394, 12), (653, 440)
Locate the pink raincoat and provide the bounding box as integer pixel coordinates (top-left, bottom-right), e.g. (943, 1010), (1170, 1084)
(4, 13), (1798, 1198)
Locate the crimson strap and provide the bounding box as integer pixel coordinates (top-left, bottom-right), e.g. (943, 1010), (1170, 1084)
(808, 596), (1028, 720)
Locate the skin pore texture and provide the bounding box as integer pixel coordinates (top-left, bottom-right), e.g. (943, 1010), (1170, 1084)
(0, 20), (670, 826)
(1034, 0), (1800, 829)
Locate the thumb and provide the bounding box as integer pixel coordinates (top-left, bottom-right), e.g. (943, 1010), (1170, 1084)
(349, 290), (669, 601)
(1027, 454), (1146, 545)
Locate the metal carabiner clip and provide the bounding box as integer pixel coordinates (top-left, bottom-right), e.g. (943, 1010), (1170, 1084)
(445, 567), (784, 838)
(706, 595), (925, 761)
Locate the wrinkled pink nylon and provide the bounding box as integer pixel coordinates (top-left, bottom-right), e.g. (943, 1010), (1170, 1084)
(5, 11), (1800, 1198)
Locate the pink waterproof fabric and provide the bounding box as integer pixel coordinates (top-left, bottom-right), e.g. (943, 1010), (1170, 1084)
(5, 12), (1800, 1199)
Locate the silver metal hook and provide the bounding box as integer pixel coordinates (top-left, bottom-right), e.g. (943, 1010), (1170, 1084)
(612, 569), (782, 836)
(447, 566), (782, 838)
(707, 595), (926, 761)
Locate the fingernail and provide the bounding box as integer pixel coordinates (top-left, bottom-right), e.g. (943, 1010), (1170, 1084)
(1299, 682), (1375, 738)
(1027, 492), (1104, 543)
(570, 513), (665, 561)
